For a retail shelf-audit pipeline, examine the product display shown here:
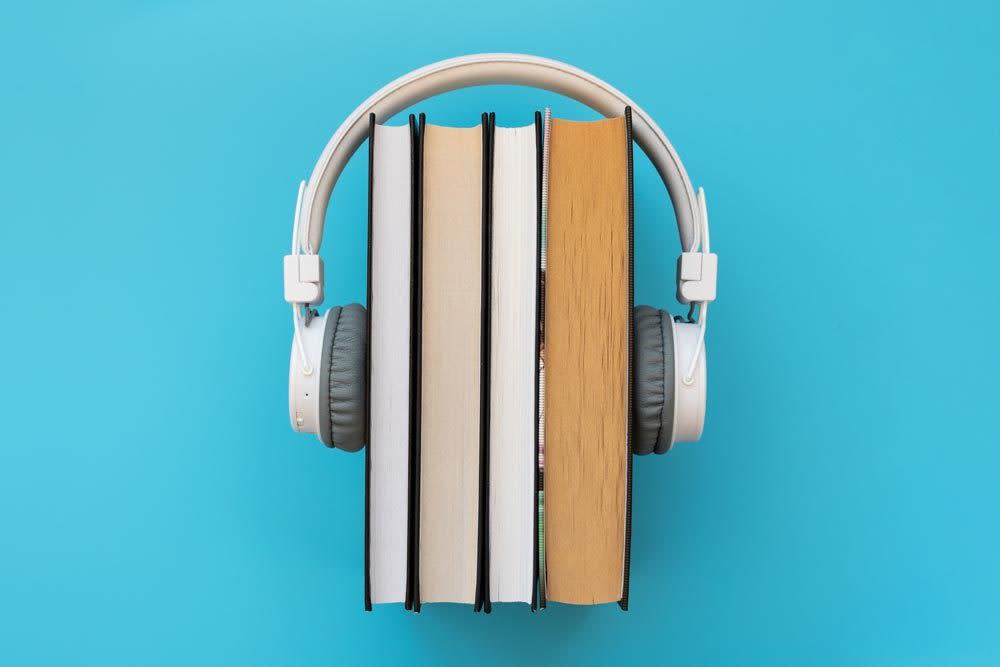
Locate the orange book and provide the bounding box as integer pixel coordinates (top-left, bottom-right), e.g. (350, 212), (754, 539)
(543, 114), (633, 605)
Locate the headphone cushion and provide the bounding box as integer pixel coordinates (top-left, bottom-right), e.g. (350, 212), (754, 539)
(318, 304), (367, 451)
(633, 306), (675, 455)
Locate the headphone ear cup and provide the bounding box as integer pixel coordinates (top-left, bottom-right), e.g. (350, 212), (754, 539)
(317, 303), (368, 452)
(633, 306), (675, 455)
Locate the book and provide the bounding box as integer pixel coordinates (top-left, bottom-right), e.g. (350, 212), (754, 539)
(361, 110), (634, 612)
(365, 115), (418, 607)
(414, 116), (487, 607)
(487, 119), (540, 606)
(542, 113), (634, 606)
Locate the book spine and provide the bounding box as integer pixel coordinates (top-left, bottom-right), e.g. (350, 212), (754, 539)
(537, 108), (551, 609)
(410, 113), (426, 613)
(475, 112), (496, 613)
(620, 107), (635, 612)
(404, 114), (419, 612)
(532, 110), (543, 612)
(364, 113), (376, 613)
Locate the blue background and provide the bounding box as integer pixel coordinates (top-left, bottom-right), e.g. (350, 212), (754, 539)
(2, 1), (998, 664)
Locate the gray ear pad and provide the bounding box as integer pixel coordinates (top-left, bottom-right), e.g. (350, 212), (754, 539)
(317, 304), (367, 452)
(633, 306), (675, 455)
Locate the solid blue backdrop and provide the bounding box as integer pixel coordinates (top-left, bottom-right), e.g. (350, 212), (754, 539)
(2, 1), (998, 664)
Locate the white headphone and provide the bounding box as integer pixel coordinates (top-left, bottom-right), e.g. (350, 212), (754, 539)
(284, 53), (717, 453)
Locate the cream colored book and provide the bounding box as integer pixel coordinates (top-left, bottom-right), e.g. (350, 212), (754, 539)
(417, 119), (484, 605)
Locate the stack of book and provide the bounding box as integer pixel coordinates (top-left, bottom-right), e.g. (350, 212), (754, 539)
(365, 108), (635, 612)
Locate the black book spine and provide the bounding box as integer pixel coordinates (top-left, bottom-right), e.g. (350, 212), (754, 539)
(404, 114), (419, 611)
(474, 112), (496, 614)
(410, 113), (426, 614)
(364, 113), (376, 613)
(620, 107), (635, 612)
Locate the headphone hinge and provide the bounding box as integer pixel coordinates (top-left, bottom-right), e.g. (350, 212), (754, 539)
(283, 254), (325, 305)
(676, 252), (718, 305)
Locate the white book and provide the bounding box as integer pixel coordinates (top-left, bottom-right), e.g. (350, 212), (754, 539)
(368, 122), (413, 605)
(489, 124), (538, 604)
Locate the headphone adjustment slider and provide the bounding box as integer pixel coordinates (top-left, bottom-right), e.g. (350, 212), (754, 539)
(677, 252), (718, 305)
(283, 254), (324, 305)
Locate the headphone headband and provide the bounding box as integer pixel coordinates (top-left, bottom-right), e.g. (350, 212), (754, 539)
(286, 54), (716, 456)
(297, 53), (700, 255)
